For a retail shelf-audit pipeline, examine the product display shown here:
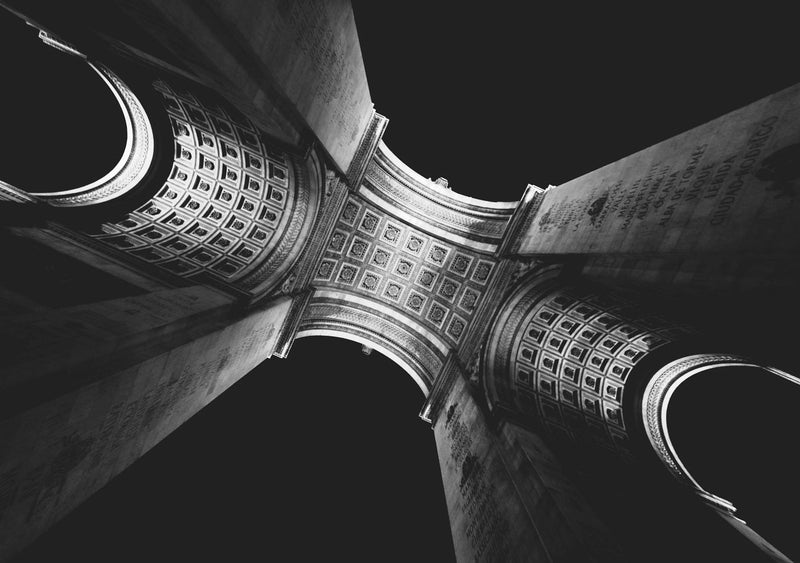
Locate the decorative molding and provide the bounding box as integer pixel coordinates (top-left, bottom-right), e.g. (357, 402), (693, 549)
(28, 63), (155, 206)
(272, 291), (314, 358)
(37, 30), (86, 58)
(287, 174), (350, 294)
(345, 111), (389, 190)
(496, 184), (548, 257)
(0, 181), (38, 203)
(456, 258), (518, 365)
(419, 351), (463, 423)
(300, 296), (444, 390)
(363, 142), (515, 248)
(641, 354), (798, 512)
(238, 144), (321, 295)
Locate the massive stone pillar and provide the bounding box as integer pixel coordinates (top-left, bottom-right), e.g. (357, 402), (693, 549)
(0, 7), (341, 557)
(1, 0), (376, 177)
(0, 287), (304, 558)
(423, 357), (626, 562)
(502, 84), (800, 294)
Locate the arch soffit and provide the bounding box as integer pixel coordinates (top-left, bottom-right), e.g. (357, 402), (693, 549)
(73, 75), (322, 296)
(482, 266), (564, 410)
(300, 289), (454, 395)
(295, 329), (430, 397)
(362, 141), (517, 254)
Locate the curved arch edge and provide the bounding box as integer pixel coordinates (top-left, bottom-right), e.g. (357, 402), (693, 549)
(28, 63), (155, 206)
(296, 329), (430, 397)
(641, 354), (799, 512)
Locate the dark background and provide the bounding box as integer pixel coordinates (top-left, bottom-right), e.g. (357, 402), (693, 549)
(5, 3), (800, 562)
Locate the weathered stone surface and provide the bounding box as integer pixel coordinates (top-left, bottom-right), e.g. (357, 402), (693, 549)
(140, 0), (374, 173)
(0, 295), (293, 559)
(518, 83), (800, 256)
(432, 375), (623, 561)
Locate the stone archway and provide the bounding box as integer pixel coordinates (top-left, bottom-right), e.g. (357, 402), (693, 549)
(0, 20), (154, 207)
(645, 358), (800, 560)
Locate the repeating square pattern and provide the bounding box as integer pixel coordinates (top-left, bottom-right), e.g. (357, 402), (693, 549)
(437, 277), (462, 302)
(405, 290), (427, 315)
(426, 302), (449, 328)
(347, 237), (371, 261)
(220, 164), (240, 186)
(267, 185), (287, 209)
(415, 267), (439, 291)
(212, 185), (236, 208)
(246, 225), (273, 245)
(539, 353), (560, 374)
(604, 402), (625, 428)
(230, 241), (260, 262)
(186, 246), (222, 265)
(222, 214), (250, 236)
(457, 287), (479, 313)
(394, 256), (415, 279)
(328, 229), (349, 253)
(315, 259), (337, 281)
(471, 259), (494, 284)
(446, 314), (467, 342)
(448, 252), (473, 276)
(340, 199), (361, 225)
(210, 257), (246, 277)
(135, 224), (173, 244)
(370, 246), (393, 270)
(381, 221), (404, 246)
(402, 231), (427, 256)
(257, 203), (280, 226)
(235, 194), (259, 218)
(336, 263), (359, 286)
(186, 221), (215, 241)
(383, 281), (405, 302)
(425, 243), (450, 266)
(359, 271), (382, 293)
(358, 210), (381, 235)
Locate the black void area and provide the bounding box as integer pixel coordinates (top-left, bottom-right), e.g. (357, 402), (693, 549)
(0, 8), (126, 193)
(352, 3), (800, 201)
(14, 337), (456, 563)
(667, 366), (800, 561)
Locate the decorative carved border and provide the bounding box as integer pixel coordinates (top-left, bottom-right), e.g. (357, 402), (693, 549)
(641, 354), (798, 512)
(28, 63), (155, 206)
(272, 291), (314, 358)
(237, 146), (320, 294)
(365, 142), (516, 246)
(345, 111), (388, 190)
(419, 351), (463, 423)
(300, 295), (445, 391)
(496, 184), (548, 257)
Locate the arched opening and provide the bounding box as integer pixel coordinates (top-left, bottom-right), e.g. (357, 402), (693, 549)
(296, 329), (430, 397)
(13, 337), (455, 562)
(0, 10), (127, 192)
(667, 365), (800, 560)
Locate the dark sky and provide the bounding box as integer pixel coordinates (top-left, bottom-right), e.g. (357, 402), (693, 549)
(0, 9), (126, 192)
(9, 3), (800, 562)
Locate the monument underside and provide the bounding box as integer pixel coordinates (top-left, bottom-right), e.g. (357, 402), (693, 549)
(1, 2), (800, 561)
